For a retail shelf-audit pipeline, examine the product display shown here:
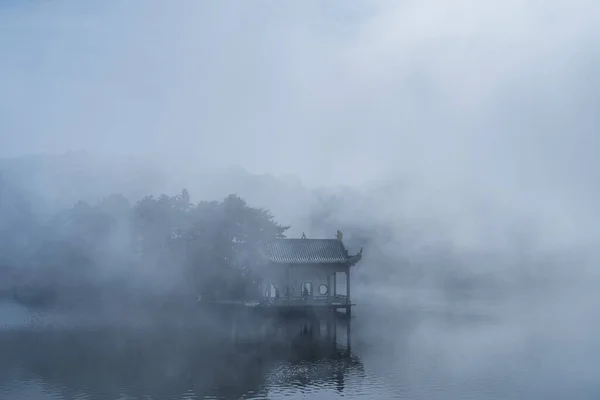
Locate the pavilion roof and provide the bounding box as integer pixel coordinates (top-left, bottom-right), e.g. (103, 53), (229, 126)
(264, 238), (362, 266)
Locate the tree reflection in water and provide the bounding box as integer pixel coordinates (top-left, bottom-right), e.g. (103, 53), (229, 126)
(0, 312), (363, 399)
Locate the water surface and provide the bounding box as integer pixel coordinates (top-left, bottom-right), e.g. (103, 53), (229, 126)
(1, 288), (599, 399)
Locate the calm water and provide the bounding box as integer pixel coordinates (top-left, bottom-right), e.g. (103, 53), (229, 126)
(1, 288), (600, 399)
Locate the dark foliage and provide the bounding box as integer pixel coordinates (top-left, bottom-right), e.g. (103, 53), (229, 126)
(0, 184), (289, 305)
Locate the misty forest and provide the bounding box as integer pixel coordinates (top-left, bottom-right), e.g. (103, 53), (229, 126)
(0, 181), (292, 306)
(0, 155), (574, 311)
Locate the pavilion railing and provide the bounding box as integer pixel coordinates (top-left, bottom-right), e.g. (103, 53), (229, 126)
(261, 294), (349, 305)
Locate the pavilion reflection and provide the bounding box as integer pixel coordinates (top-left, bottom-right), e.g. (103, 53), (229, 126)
(228, 313), (361, 395)
(0, 311), (362, 400)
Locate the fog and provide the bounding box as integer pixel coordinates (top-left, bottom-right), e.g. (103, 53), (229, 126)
(1, 1), (600, 398)
(2, 0), (600, 309)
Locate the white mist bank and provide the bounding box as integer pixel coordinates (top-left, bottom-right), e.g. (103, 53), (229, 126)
(3, 152), (599, 305)
(2, 0), (600, 310)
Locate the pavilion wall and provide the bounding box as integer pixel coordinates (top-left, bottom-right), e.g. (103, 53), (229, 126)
(259, 263), (348, 298)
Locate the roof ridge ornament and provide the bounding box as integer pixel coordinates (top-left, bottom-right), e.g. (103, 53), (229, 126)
(336, 230), (343, 242)
(301, 232), (307, 239)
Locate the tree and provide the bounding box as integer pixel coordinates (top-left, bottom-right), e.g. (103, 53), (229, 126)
(170, 194), (288, 300)
(9, 187), (289, 305)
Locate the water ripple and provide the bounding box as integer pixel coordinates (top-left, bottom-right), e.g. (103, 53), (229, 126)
(2, 299), (600, 399)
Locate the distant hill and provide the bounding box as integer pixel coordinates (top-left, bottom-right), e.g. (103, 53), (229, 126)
(0, 152), (525, 295)
(0, 152), (355, 239)
(0, 152), (168, 211)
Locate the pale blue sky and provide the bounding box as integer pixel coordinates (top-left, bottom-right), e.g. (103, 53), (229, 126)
(1, 0), (599, 197)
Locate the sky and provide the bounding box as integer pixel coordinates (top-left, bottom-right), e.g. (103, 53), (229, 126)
(1, 0), (600, 248)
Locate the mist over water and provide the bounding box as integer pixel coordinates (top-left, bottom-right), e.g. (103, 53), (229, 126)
(2, 290), (600, 399)
(2, 0), (600, 399)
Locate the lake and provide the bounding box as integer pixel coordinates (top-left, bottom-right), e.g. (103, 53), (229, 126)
(1, 286), (600, 399)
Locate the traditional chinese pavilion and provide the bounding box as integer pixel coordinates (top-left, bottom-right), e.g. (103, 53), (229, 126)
(258, 231), (362, 315)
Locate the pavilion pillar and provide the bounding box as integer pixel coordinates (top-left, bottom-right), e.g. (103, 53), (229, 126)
(346, 268), (351, 304)
(345, 268), (352, 318)
(287, 265), (291, 305)
(333, 273), (337, 297)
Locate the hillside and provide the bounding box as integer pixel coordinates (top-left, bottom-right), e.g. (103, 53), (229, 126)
(0, 152), (547, 300)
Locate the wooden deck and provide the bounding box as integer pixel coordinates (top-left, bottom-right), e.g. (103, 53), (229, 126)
(198, 295), (353, 314)
(261, 294), (351, 307)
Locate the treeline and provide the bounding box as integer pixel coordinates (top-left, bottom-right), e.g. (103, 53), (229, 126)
(1, 187), (289, 305)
